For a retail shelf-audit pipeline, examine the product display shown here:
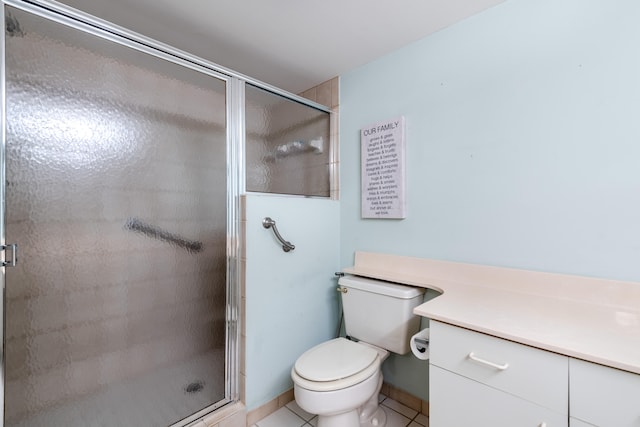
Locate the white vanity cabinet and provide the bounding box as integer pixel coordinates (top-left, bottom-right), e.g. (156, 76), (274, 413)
(569, 358), (640, 427)
(429, 320), (569, 427)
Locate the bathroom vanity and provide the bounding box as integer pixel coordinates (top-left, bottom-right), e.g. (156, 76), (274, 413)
(343, 251), (640, 427)
(430, 320), (568, 426)
(429, 321), (640, 427)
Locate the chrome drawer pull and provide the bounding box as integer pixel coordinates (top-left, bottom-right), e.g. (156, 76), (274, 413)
(467, 352), (509, 370)
(538, 423), (547, 427)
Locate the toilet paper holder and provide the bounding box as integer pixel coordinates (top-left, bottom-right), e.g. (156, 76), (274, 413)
(414, 337), (429, 353)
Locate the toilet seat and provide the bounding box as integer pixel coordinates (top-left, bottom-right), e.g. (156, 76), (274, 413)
(292, 338), (380, 392)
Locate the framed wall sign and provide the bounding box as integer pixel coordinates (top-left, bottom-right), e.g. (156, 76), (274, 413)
(361, 116), (406, 219)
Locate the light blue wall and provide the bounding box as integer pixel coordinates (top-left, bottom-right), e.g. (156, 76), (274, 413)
(340, 0), (640, 400)
(244, 194), (341, 410)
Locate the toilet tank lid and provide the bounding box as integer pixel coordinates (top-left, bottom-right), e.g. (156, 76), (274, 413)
(338, 275), (425, 299)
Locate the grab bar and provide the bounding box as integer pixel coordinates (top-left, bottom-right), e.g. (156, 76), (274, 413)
(262, 217), (295, 252)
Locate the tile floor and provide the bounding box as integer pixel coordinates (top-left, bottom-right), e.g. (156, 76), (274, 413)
(252, 394), (429, 427)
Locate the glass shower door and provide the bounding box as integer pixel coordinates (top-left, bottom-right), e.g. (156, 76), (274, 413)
(3, 6), (230, 427)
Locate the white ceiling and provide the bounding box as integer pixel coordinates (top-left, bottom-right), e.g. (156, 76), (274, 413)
(56, 0), (505, 94)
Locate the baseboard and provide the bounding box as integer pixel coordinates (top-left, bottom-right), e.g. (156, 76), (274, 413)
(381, 382), (429, 416)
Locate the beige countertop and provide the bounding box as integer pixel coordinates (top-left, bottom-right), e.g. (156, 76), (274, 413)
(343, 252), (640, 375)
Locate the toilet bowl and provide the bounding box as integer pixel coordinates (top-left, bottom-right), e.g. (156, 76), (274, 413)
(291, 338), (389, 427)
(291, 276), (425, 427)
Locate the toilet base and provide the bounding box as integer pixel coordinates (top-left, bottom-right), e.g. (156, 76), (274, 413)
(317, 409), (359, 427)
(303, 371), (386, 427)
(315, 404), (387, 427)
(359, 374), (384, 425)
(315, 406), (386, 427)
(360, 406), (386, 427)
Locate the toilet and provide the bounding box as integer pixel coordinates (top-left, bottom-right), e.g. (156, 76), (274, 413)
(291, 275), (425, 427)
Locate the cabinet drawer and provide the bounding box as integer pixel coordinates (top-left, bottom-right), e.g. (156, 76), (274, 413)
(430, 365), (568, 427)
(430, 320), (568, 414)
(570, 358), (640, 427)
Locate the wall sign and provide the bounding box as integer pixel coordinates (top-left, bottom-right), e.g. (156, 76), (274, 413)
(361, 116), (406, 219)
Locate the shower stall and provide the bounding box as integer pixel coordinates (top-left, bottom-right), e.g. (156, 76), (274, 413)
(0, 1), (332, 426)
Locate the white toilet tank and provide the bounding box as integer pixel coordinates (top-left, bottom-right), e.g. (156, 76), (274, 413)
(338, 275), (425, 355)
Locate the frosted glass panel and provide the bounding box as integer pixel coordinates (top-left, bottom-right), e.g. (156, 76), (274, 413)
(245, 84), (331, 197)
(4, 6), (228, 427)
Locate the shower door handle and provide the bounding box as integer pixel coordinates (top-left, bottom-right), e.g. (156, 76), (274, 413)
(2, 243), (18, 267)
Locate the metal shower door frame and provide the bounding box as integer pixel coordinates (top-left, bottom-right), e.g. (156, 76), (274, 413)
(0, 0), (273, 425)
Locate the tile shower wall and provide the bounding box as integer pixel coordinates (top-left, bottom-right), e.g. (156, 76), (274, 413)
(301, 77), (340, 199)
(266, 99), (329, 197)
(4, 18), (227, 424)
(245, 85), (331, 197)
(300, 77), (339, 110)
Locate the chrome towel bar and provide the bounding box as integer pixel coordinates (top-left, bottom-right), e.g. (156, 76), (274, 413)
(262, 217), (295, 252)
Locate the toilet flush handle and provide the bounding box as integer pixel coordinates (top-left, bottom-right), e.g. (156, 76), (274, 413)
(336, 286), (348, 294)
